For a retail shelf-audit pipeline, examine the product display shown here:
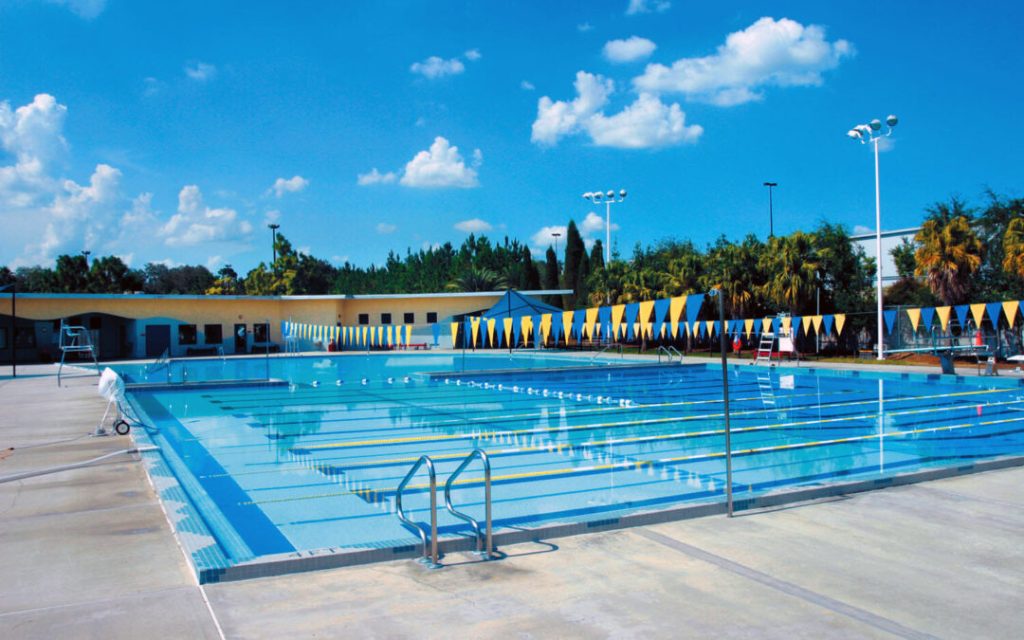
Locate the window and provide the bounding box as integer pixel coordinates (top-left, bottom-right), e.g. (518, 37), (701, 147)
(426, 312), (438, 323)
(253, 323), (270, 343)
(358, 313), (369, 325)
(381, 313), (392, 325)
(204, 324), (223, 344)
(14, 327), (34, 348)
(404, 312), (415, 324)
(178, 324), (198, 345)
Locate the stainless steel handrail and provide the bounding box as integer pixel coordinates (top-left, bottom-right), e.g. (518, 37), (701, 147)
(444, 449), (493, 559)
(656, 345), (681, 362)
(591, 343), (623, 362)
(395, 455), (440, 567)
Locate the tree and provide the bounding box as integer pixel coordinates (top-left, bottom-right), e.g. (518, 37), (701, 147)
(87, 255), (142, 293)
(589, 240), (604, 272)
(759, 232), (819, 312)
(206, 265), (243, 295)
(890, 238), (917, 279)
(1003, 216), (1024, 279)
(542, 246), (561, 307)
(446, 267), (507, 292)
(562, 220), (587, 308)
(914, 203), (982, 305)
(14, 266), (57, 292)
(55, 254), (89, 292)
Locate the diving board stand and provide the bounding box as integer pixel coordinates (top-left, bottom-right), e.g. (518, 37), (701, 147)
(57, 320), (100, 385)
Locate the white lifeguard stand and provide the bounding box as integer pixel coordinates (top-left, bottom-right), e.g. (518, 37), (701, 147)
(57, 319), (100, 385)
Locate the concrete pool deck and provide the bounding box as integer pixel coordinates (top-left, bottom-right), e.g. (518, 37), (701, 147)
(1, 362), (1022, 638)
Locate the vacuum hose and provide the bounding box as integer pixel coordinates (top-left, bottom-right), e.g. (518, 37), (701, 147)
(0, 446), (159, 485)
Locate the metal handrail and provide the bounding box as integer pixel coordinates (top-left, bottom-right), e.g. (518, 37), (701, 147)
(591, 343), (623, 362)
(656, 345), (682, 363)
(444, 449), (493, 559)
(395, 455), (440, 567)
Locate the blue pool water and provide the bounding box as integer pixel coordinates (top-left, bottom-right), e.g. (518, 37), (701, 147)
(118, 353), (1024, 576)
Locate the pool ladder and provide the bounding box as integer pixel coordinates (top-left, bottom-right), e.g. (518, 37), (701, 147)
(657, 345), (682, 363)
(394, 449), (494, 568)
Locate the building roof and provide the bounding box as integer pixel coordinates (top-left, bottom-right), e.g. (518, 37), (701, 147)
(1, 289), (573, 301)
(481, 290), (563, 319)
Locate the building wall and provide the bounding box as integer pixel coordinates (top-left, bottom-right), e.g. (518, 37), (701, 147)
(0, 291), (568, 360)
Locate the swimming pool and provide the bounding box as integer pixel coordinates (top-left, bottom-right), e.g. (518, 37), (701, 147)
(117, 353), (1024, 582)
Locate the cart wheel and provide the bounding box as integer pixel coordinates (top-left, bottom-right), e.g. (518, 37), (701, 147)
(114, 420), (130, 435)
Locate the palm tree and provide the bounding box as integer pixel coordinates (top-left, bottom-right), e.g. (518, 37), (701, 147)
(914, 215), (982, 305)
(758, 233), (819, 312)
(445, 267), (507, 292)
(621, 268), (662, 303)
(1004, 216), (1024, 279)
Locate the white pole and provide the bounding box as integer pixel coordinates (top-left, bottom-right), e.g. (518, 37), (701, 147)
(605, 200), (611, 264)
(874, 137), (884, 360)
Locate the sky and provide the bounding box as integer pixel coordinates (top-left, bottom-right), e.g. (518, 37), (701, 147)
(1, 0), (1022, 277)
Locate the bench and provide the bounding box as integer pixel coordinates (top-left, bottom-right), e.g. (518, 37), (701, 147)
(185, 347), (219, 357)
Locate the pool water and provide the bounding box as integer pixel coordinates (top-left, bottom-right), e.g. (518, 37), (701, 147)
(118, 353), (1024, 577)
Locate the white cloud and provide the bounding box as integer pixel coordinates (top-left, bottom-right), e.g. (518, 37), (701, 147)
(142, 77), (163, 97)
(530, 225), (568, 251)
(206, 255), (222, 270)
(331, 255), (350, 264)
(633, 17), (853, 106)
(269, 175), (309, 197)
(464, 49), (482, 61)
(626, 0), (670, 15)
(530, 213), (620, 257)
(521, 80), (536, 91)
(0, 93), (68, 168)
(410, 56), (465, 79)
(577, 23), (594, 32)
(357, 168), (398, 186)
(603, 36), (657, 63)
(531, 71), (700, 148)
(531, 71), (613, 146)
(160, 185), (251, 247)
(185, 62), (217, 82)
(264, 209), (281, 224)
(49, 0), (107, 19)
(581, 211), (619, 235)
(400, 136), (479, 188)
(454, 218), (492, 233)
(587, 92), (702, 148)
(376, 222), (397, 234)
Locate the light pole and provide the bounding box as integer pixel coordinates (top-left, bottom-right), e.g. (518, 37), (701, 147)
(551, 232), (562, 258)
(268, 224), (280, 265)
(762, 182), (777, 238)
(582, 189), (627, 264)
(848, 114), (898, 361)
(82, 250), (91, 266)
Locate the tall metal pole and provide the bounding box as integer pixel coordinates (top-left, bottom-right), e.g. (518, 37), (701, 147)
(268, 223), (280, 265)
(874, 138), (884, 360)
(9, 283), (15, 378)
(763, 182), (777, 238)
(716, 291), (733, 517)
(605, 200), (612, 264)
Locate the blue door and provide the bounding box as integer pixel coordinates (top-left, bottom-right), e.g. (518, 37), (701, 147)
(145, 324), (171, 358)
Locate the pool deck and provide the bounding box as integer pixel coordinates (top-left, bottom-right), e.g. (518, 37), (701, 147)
(2, 361), (1023, 638)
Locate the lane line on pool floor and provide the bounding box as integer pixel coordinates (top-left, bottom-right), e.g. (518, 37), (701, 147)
(633, 528), (939, 640)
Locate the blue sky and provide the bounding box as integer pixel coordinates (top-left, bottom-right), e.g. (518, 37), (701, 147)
(1, 0), (1022, 276)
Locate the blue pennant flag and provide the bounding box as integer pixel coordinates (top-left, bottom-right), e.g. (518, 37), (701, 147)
(954, 304), (970, 329)
(512, 316), (521, 346)
(696, 321), (706, 338)
(986, 302), (1003, 328)
(624, 303), (639, 340)
(532, 315), (541, 345)
(883, 309), (897, 334)
(685, 293), (705, 329)
(572, 311), (586, 340)
(822, 314), (834, 335)
(431, 323), (441, 346)
(791, 316), (802, 336)
(653, 298), (670, 341)
(771, 316), (781, 335)
(552, 312), (563, 345)
(598, 306), (612, 340)
(920, 307), (935, 331)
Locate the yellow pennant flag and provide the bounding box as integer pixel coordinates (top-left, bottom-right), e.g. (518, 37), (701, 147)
(611, 304), (625, 340)
(450, 321), (460, 345)
(659, 322), (667, 339)
(834, 314), (847, 335)
(584, 308), (599, 340)
(781, 317), (792, 334)
(385, 326), (393, 346)
(361, 326), (368, 345)
(470, 317), (481, 346)
(801, 316), (813, 335)
(935, 306), (951, 331)
(562, 310), (574, 344)
(503, 317), (513, 346)
(669, 296), (686, 326)
(487, 318), (496, 347)
(970, 303), (986, 328)
(762, 317), (773, 334)
(638, 300), (655, 326)
(744, 318), (754, 339)
(520, 316), (533, 346)
(540, 313), (552, 345)
(377, 326), (384, 345)
(1003, 301), (1020, 327)
(705, 319), (715, 337)
(906, 308), (922, 332)
(643, 322), (653, 338)
(811, 315), (823, 334)
(406, 325), (413, 346)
